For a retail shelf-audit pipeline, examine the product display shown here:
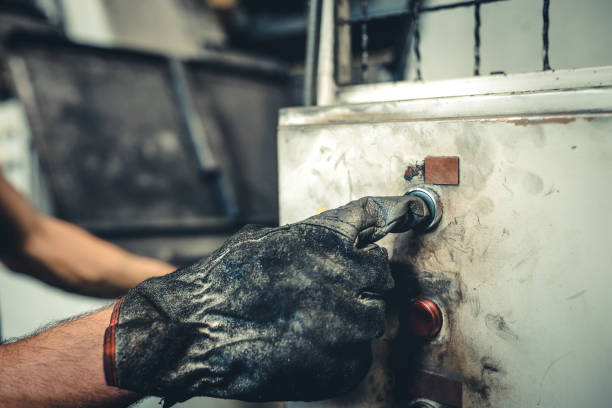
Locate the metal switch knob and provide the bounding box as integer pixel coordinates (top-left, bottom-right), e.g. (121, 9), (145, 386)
(406, 188), (442, 231)
(407, 298), (443, 338)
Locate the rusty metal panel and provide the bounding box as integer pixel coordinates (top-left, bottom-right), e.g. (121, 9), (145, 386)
(279, 73), (612, 407)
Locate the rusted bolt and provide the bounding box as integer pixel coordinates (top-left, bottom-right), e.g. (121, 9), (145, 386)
(407, 298), (443, 338)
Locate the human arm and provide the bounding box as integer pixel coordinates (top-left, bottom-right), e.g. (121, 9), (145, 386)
(0, 307), (140, 408)
(0, 195), (430, 408)
(104, 195), (431, 406)
(0, 173), (175, 297)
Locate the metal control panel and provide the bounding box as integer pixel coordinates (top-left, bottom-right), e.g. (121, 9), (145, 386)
(278, 68), (612, 407)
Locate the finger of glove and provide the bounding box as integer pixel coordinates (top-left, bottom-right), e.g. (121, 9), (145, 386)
(348, 245), (394, 293)
(302, 196), (428, 247)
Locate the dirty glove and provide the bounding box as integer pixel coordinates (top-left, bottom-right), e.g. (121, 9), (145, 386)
(103, 196), (429, 406)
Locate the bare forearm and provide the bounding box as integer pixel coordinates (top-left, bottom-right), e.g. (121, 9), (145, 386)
(0, 307), (140, 408)
(3, 215), (175, 297)
(0, 173), (175, 297)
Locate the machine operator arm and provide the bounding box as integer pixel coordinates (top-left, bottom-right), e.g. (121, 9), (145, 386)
(103, 195), (430, 406)
(0, 306), (140, 408)
(0, 195), (430, 407)
(0, 172), (175, 297)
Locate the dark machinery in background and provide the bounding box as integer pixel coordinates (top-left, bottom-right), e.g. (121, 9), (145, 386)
(0, 1), (297, 265)
(4, 31), (291, 264)
(223, 0), (445, 78)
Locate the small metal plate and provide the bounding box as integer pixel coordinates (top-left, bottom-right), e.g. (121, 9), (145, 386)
(406, 371), (463, 407)
(424, 156), (459, 185)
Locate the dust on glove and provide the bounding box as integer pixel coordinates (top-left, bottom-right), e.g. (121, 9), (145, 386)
(103, 196), (429, 406)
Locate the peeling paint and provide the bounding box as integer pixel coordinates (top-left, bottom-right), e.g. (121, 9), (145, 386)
(509, 117), (576, 126)
(404, 164), (424, 181)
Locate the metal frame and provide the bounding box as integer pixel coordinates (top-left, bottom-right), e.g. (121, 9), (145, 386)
(310, 0), (601, 107)
(304, 0), (322, 106)
(336, 66), (612, 104)
(5, 31), (289, 237)
(282, 67), (612, 127)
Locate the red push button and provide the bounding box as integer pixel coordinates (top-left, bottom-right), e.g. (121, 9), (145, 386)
(407, 298), (443, 338)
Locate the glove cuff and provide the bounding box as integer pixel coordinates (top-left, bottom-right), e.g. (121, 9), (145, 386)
(103, 297), (124, 387)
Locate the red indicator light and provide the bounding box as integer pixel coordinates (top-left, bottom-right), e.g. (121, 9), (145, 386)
(407, 298), (443, 338)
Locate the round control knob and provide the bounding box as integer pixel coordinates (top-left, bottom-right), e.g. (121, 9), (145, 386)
(406, 400), (442, 408)
(407, 298), (443, 338)
(406, 188), (442, 232)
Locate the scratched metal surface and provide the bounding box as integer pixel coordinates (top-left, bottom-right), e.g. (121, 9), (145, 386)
(278, 79), (612, 407)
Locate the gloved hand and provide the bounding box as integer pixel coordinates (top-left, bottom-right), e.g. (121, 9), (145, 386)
(103, 195), (430, 406)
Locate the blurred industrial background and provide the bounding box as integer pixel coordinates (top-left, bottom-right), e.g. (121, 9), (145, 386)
(0, 0), (611, 407)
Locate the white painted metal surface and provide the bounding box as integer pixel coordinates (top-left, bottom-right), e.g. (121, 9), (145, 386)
(278, 71), (612, 407)
(336, 66), (612, 105)
(281, 88), (612, 126)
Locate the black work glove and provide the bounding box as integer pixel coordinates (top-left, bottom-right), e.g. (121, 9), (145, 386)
(103, 196), (429, 407)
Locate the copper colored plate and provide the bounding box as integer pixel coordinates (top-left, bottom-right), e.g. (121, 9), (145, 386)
(424, 156), (460, 185)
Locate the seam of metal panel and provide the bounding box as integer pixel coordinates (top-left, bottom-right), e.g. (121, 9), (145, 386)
(278, 112), (612, 130)
(279, 88), (612, 127)
(335, 66), (612, 104)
